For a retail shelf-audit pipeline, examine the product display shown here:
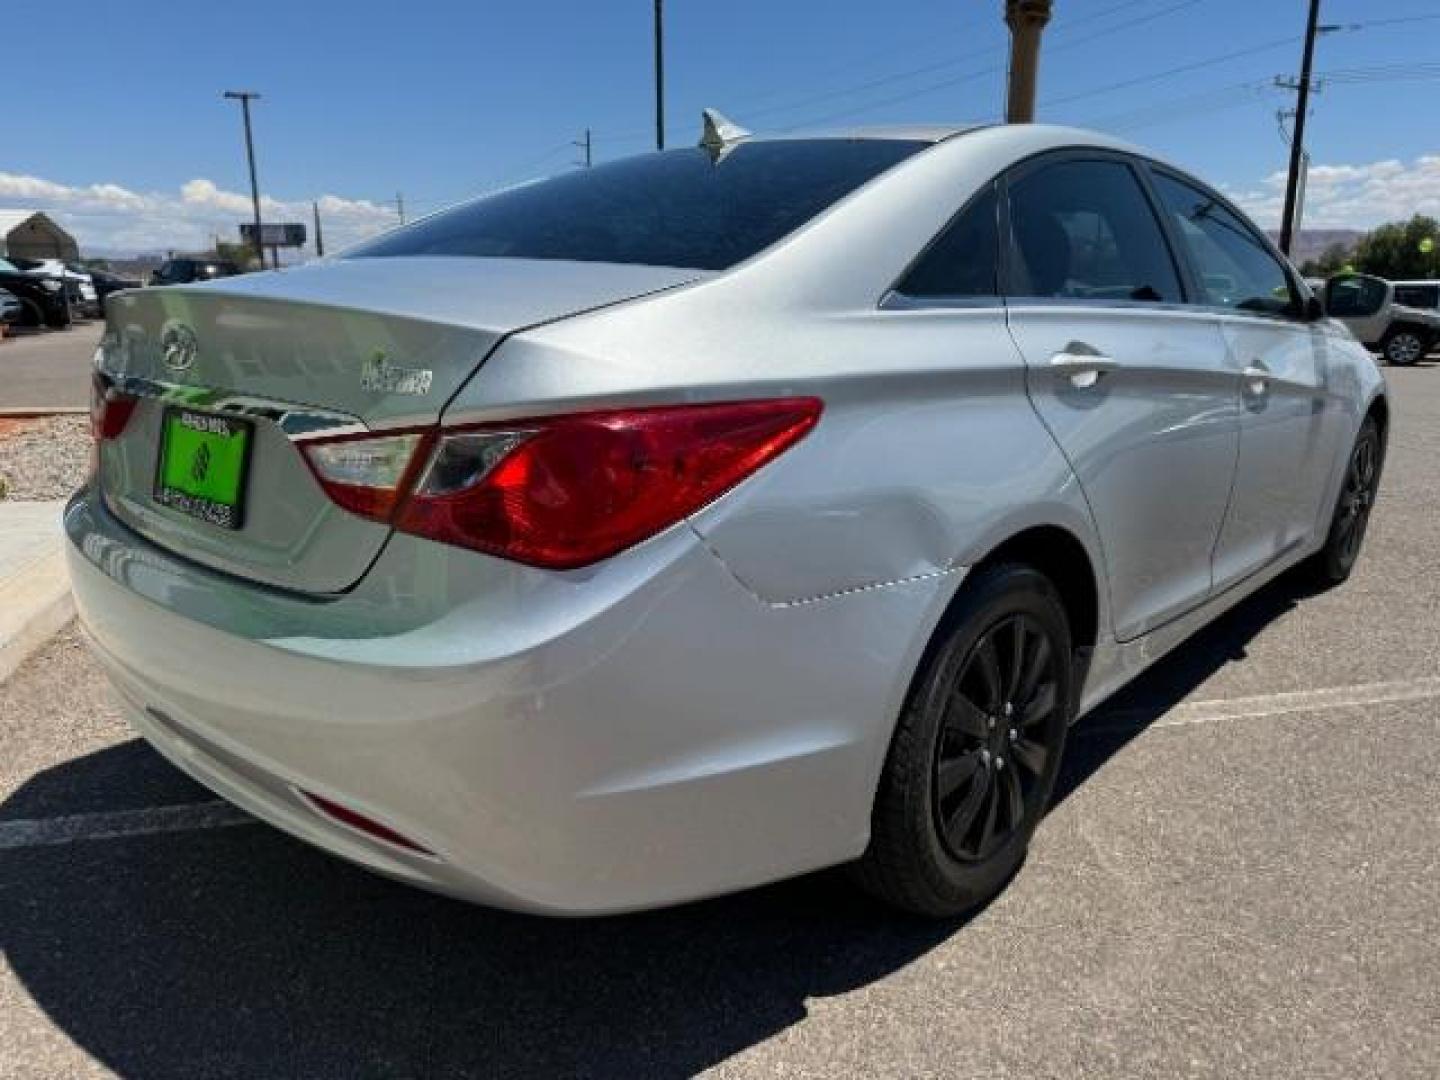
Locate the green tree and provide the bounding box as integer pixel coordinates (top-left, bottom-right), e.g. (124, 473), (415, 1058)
(1300, 241), (1354, 279)
(214, 241), (262, 272)
(1352, 215), (1440, 280)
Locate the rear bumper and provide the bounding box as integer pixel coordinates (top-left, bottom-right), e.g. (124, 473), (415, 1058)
(65, 488), (956, 914)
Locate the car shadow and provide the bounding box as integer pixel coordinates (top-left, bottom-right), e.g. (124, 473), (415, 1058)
(0, 567), (1318, 1079)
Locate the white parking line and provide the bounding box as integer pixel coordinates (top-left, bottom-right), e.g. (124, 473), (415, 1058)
(1086, 675), (1440, 734)
(0, 800), (252, 851)
(3, 677), (1438, 853)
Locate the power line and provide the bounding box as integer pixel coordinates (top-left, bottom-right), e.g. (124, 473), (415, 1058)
(1085, 80), (1276, 131)
(599, 0), (1201, 143)
(1044, 33), (1299, 109)
(774, 0), (1204, 131)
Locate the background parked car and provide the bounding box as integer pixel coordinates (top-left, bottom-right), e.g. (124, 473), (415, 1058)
(0, 257), (70, 328)
(1324, 273), (1440, 366)
(8, 256), (99, 317)
(84, 267), (142, 310)
(0, 287), (22, 326)
(149, 257), (240, 286)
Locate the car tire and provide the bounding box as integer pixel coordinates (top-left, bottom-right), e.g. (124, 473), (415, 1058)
(1307, 415), (1383, 588)
(17, 299), (43, 328)
(1380, 328), (1426, 366)
(854, 563), (1074, 917)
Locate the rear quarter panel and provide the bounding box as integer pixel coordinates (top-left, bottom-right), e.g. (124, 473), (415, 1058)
(439, 125), (1113, 610)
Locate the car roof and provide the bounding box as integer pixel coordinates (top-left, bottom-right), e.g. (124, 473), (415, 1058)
(736, 122), (1164, 166)
(752, 123), (987, 144)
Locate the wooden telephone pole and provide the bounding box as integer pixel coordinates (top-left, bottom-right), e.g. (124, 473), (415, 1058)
(1004, 0), (1053, 123)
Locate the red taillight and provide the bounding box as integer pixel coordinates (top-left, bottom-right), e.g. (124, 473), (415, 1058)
(301, 398), (822, 569)
(90, 373), (137, 440)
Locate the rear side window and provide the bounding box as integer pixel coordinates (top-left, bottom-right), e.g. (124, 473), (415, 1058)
(1004, 159), (1181, 304)
(347, 139), (926, 272)
(1394, 284), (1440, 310)
(1151, 172), (1296, 316)
(896, 184), (999, 299)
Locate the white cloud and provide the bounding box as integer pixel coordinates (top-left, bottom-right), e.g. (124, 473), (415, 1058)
(0, 170), (397, 256)
(1227, 154), (1440, 231)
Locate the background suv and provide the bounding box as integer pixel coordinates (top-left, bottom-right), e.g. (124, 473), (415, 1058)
(1324, 273), (1440, 365)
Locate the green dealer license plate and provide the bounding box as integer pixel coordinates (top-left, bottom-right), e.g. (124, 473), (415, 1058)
(153, 408), (253, 530)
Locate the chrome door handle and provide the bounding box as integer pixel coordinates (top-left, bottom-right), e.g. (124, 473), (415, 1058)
(1242, 364), (1270, 396)
(1051, 349), (1119, 388)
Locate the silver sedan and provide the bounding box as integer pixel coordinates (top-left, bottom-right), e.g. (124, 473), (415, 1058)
(70, 121), (1386, 916)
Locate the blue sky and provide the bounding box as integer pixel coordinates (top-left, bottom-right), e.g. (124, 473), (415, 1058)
(6, 0), (1439, 254)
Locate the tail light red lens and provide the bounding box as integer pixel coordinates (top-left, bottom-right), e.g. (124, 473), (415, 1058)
(90, 373), (138, 441)
(301, 398), (822, 569)
(299, 789), (437, 857)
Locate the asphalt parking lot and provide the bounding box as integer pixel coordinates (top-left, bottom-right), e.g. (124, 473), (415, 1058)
(2, 362), (1438, 1079)
(0, 323), (102, 411)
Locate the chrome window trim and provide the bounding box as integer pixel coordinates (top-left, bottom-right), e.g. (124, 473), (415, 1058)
(878, 291), (1006, 312)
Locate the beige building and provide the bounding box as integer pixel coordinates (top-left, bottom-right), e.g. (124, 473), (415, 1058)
(0, 210), (79, 261)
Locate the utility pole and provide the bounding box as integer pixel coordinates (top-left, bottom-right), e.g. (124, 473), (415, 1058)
(653, 0), (665, 150)
(395, 192), (406, 225)
(1004, 0), (1053, 123)
(574, 128), (593, 167)
(1279, 0), (1322, 256)
(223, 90), (266, 269)
(312, 200), (325, 258)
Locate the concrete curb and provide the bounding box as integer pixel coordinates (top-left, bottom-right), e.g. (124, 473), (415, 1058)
(0, 408), (89, 419)
(0, 501), (73, 685)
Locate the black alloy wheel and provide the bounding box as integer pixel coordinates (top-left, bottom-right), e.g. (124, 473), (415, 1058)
(932, 613), (1060, 863)
(1311, 415), (1383, 586)
(855, 563), (1074, 917)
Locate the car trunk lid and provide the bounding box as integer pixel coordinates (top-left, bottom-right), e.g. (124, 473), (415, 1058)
(96, 256), (702, 593)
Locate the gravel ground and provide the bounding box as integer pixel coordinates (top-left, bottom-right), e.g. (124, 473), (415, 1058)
(0, 416), (89, 501)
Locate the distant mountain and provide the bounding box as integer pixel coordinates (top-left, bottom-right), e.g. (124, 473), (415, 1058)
(1267, 229), (1363, 266)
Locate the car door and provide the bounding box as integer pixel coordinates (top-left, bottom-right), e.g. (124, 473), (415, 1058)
(1002, 152), (1240, 642)
(1148, 168), (1347, 591)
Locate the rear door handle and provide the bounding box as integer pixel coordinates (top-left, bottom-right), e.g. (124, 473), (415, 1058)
(1050, 347), (1119, 388)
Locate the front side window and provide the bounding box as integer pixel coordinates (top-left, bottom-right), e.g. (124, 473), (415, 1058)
(1004, 159), (1182, 303)
(895, 184), (999, 299)
(348, 139), (926, 272)
(1326, 275), (1388, 318)
(1151, 172), (1296, 316)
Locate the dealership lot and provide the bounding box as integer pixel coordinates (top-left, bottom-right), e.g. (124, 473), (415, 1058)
(0, 363), (1437, 1078)
(0, 323), (102, 411)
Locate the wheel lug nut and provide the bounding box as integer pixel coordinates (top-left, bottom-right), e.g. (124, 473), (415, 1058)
(1008, 729), (1018, 743)
(1003, 702), (1014, 718)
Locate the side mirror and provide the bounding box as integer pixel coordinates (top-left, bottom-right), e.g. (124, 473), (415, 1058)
(1305, 295), (1325, 321)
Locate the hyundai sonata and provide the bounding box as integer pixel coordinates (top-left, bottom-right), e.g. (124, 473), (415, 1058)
(70, 120), (1386, 916)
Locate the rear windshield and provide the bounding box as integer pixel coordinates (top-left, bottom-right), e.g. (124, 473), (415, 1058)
(346, 139), (927, 271)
